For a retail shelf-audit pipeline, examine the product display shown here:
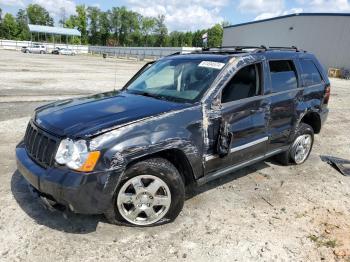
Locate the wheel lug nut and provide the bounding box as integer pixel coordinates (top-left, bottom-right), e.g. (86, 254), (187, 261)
(149, 196), (153, 199)
(147, 204), (150, 207)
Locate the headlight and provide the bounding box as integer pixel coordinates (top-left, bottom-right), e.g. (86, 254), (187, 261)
(55, 139), (100, 172)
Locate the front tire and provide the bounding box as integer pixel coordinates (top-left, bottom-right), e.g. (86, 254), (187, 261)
(105, 158), (185, 226)
(276, 123), (314, 165)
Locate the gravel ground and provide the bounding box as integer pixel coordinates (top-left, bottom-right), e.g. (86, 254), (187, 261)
(0, 50), (349, 262)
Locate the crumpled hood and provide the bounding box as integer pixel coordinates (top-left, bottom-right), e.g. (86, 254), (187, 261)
(35, 91), (189, 138)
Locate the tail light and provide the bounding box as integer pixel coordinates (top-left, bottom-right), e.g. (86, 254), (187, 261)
(324, 84), (331, 104)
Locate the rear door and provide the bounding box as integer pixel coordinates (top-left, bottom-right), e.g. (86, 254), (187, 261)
(205, 62), (269, 173)
(266, 59), (301, 152)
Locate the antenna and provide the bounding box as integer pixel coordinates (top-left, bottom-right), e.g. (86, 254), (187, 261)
(114, 57), (118, 91)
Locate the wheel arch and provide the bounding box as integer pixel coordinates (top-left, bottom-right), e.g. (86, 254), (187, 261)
(300, 111), (321, 134)
(124, 148), (196, 187)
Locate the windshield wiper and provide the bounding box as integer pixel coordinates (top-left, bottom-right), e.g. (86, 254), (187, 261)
(134, 91), (170, 101)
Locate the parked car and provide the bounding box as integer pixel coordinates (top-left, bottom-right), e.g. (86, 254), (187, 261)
(58, 48), (77, 56)
(51, 47), (62, 55)
(16, 46), (330, 226)
(22, 44), (47, 54)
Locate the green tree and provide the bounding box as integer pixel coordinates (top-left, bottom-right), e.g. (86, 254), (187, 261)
(87, 6), (101, 45)
(184, 32), (193, 46)
(64, 15), (77, 29)
(141, 17), (157, 46)
(16, 9), (30, 40)
(155, 14), (168, 47)
(1, 13), (18, 39)
(141, 17), (156, 46)
(208, 24), (223, 47)
(0, 3), (227, 47)
(99, 11), (110, 45)
(192, 29), (206, 47)
(76, 5), (88, 44)
(0, 8), (3, 38)
(110, 7), (121, 45)
(26, 4), (54, 26)
(169, 31), (180, 47)
(118, 7), (141, 46)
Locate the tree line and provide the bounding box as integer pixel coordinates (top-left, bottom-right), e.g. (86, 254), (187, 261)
(0, 4), (227, 47)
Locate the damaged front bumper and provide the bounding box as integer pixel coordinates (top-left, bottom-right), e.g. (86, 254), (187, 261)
(16, 143), (121, 214)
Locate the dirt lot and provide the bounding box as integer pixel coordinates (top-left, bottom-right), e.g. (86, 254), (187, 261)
(0, 49), (349, 261)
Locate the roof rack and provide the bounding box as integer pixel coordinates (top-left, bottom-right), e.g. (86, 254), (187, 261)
(198, 45), (305, 54)
(268, 46), (300, 52)
(200, 45), (267, 54)
(220, 45), (267, 51)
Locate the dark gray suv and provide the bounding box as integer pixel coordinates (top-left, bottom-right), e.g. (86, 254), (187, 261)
(16, 46), (330, 226)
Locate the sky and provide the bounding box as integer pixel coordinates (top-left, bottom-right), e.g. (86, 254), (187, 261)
(1, 0), (350, 31)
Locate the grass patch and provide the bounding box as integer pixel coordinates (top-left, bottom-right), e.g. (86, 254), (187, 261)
(308, 234), (337, 248)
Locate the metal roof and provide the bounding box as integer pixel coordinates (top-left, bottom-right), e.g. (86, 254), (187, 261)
(28, 24), (81, 36)
(224, 13), (350, 29)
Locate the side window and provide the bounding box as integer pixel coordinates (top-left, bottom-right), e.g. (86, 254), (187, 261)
(269, 60), (298, 92)
(221, 63), (262, 103)
(299, 59), (323, 86)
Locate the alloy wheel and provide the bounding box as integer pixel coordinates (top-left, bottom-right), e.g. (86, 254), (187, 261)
(117, 175), (171, 225)
(291, 134), (312, 164)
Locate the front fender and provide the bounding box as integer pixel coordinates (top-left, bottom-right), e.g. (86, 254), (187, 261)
(91, 105), (204, 184)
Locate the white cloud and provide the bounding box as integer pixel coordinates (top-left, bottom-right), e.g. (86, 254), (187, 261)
(127, 0), (228, 31)
(0, 0), (24, 7)
(239, 0), (350, 22)
(32, 0), (76, 17)
(254, 8), (303, 21)
(297, 0), (350, 12)
(238, 0), (284, 14)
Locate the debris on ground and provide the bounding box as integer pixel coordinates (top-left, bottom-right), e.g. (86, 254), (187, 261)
(320, 155), (350, 176)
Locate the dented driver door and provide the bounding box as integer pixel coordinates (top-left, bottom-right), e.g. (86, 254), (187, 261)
(204, 62), (270, 175)
(205, 97), (270, 174)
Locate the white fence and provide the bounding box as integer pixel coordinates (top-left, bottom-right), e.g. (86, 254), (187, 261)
(89, 46), (201, 60)
(0, 39), (201, 58)
(0, 39), (89, 54)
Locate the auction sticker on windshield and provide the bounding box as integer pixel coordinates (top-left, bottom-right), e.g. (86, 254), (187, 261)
(198, 61), (225, 70)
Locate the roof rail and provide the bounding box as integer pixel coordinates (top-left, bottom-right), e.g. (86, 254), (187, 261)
(187, 45), (306, 55)
(202, 45), (267, 53)
(268, 46), (301, 52)
(165, 51), (182, 57)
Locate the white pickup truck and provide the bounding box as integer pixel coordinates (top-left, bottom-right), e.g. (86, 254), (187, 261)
(21, 44), (47, 54)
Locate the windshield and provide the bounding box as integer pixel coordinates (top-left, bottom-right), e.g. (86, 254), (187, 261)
(125, 57), (228, 103)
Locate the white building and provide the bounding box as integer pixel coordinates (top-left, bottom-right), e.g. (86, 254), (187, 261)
(223, 13), (350, 70)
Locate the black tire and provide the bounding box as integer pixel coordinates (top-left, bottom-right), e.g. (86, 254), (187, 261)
(105, 158), (185, 226)
(275, 123), (314, 165)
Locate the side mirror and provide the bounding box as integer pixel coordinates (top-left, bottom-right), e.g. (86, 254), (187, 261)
(216, 119), (232, 157)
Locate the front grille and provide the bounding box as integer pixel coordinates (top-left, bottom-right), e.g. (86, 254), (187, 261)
(24, 122), (59, 168)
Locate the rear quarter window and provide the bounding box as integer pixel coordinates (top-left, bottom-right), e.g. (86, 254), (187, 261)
(269, 60), (298, 93)
(299, 59), (323, 86)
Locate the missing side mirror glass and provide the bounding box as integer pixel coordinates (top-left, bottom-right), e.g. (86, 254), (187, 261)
(211, 96), (221, 110)
(216, 119), (232, 157)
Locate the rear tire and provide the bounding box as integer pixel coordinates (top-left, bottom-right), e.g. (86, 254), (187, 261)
(105, 158), (185, 226)
(275, 123), (314, 165)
